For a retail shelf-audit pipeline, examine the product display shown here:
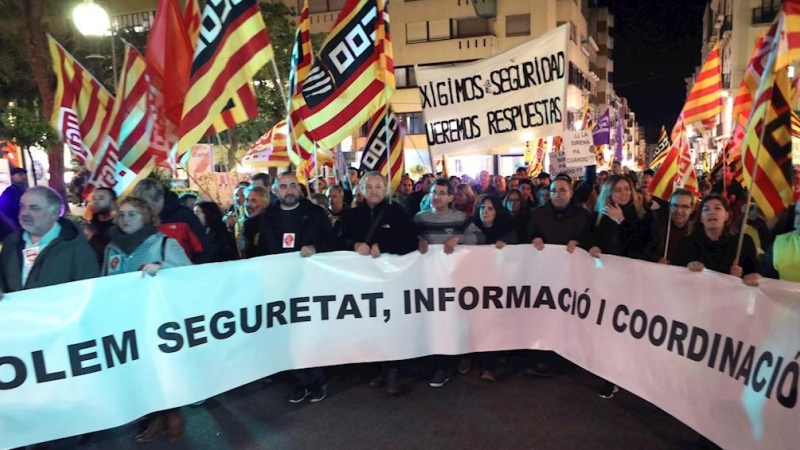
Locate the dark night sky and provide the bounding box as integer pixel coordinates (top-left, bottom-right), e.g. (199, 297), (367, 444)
(610, 0), (708, 142)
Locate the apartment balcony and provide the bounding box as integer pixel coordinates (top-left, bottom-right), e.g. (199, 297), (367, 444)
(406, 35), (497, 65)
(405, 0), (496, 19)
(752, 6), (779, 25)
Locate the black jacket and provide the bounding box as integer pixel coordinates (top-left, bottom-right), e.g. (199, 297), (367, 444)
(580, 203), (652, 260)
(528, 201), (590, 245)
(672, 230), (758, 275)
(159, 190), (210, 264)
(340, 200), (418, 255)
(253, 199), (337, 257)
(0, 218), (99, 292)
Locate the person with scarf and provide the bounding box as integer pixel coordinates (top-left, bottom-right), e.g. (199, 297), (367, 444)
(102, 197), (191, 443)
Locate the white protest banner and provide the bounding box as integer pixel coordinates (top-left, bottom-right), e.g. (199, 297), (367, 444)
(1, 246), (799, 450)
(563, 130), (595, 168)
(792, 134), (800, 165)
(548, 150), (584, 178)
(416, 26), (568, 157)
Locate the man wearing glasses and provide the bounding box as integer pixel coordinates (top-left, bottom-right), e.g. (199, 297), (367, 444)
(529, 174), (590, 254)
(651, 188), (695, 264)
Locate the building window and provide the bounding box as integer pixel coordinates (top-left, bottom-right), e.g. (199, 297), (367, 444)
(397, 112), (425, 135)
(113, 11), (155, 31)
(395, 66), (417, 88)
(752, 0), (780, 24)
(308, 0), (345, 13)
(569, 21), (577, 43)
(406, 20), (449, 43)
(451, 17), (490, 39)
(406, 21), (428, 43)
(505, 14), (530, 37)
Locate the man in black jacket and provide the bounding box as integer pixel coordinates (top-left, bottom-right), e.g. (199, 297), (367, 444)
(252, 172), (335, 404)
(340, 171), (418, 258)
(529, 175), (591, 252)
(0, 186), (99, 295)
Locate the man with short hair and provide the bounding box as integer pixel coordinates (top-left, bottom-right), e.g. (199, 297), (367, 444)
(251, 172), (271, 189)
(472, 170), (499, 196)
(132, 179), (209, 263)
(87, 187), (117, 265)
(178, 192), (199, 209)
(0, 186), (98, 295)
(252, 173), (336, 403)
(611, 161), (622, 176)
(393, 176), (414, 211)
(327, 184), (350, 222)
(415, 179), (484, 387)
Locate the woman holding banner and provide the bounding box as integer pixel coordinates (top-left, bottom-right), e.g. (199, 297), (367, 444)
(671, 194), (757, 279)
(579, 174), (652, 399)
(102, 197), (191, 442)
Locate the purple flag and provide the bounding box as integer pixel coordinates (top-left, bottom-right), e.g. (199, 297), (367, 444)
(615, 108), (625, 161)
(592, 109), (610, 146)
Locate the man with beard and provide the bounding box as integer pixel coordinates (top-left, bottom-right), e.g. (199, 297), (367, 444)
(240, 186), (270, 258)
(0, 186), (98, 296)
(87, 187), (117, 265)
(0, 167), (27, 228)
(252, 172), (336, 404)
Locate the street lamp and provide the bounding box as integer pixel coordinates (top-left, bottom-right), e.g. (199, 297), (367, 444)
(72, 0), (117, 88)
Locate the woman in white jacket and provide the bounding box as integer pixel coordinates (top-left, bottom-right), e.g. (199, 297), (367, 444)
(102, 196), (191, 442)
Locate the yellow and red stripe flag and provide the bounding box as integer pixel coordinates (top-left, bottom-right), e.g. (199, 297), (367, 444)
(286, 0), (316, 165)
(87, 43), (157, 196)
(776, 0), (800, 71)
(649, 126), (671, 169)
(290, 0), (394, 150)
(682, 42), (722, 127)
(182, 0), (201, 47)
(47, 35), (115, 170)
(648, 126), (699, 201)
(358, 106), (404, 193)
(178, 0), (273, 158)
(527, 138), (546, 177)
(741, 12), (796, 219)
(243, 120), (291, 165)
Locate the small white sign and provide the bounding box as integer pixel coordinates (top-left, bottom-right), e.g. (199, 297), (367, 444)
(548, 150), (584, 178)
(563, 130), (595, 168)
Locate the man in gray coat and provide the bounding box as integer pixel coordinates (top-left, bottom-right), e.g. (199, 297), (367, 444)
(0, 186), (99, 295)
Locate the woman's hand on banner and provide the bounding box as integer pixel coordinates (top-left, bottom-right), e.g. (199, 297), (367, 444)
(589, 246), (602, 259)
(444, 235), (459, 254)
(532, 238), (545, 251)
(688, 261), (705, 272)
(566, 240), (578, 254)
(418, 237), (429, 254)
(495, 241), (506, 249)
(743, 273), (761, 287)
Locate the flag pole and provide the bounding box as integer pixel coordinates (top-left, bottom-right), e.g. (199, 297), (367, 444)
(734, 120), (767, 266)
(384, 107), (392, 203)
(270, 57), (308, 176)
(663, 216), (672, 261)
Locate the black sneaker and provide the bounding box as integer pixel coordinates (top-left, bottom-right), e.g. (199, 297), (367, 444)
(599, 384), (619, 399)
(288, 385), (309, 403)
(429, 370), (450, 388)
(308, 384), (328, 403)
(457, 357), (472, 374)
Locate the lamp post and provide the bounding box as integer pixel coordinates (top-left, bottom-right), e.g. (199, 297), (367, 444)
(72, 0), (117, 89)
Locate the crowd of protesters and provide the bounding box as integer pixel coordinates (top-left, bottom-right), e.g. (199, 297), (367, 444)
(1, 160), (798, 446)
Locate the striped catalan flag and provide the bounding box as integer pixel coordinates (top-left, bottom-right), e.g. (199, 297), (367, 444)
(682, 42), (722, 127)
(526, 138), (546, 177)
(290, 0), (394, 150)
(649, 126), (671, 170)
(648, 126), (699, 201)
(243, 120), (291, 165)
(86, 43), (157, 196)
(776, 0), (800, 72)
(741, 13), (795, 219)
(358, 106), (404, 193)
(183, 0), (201, 46)
(178, 0), (274, 157)
(47, 35), (115, 170)
(286, 0), (317, 165)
